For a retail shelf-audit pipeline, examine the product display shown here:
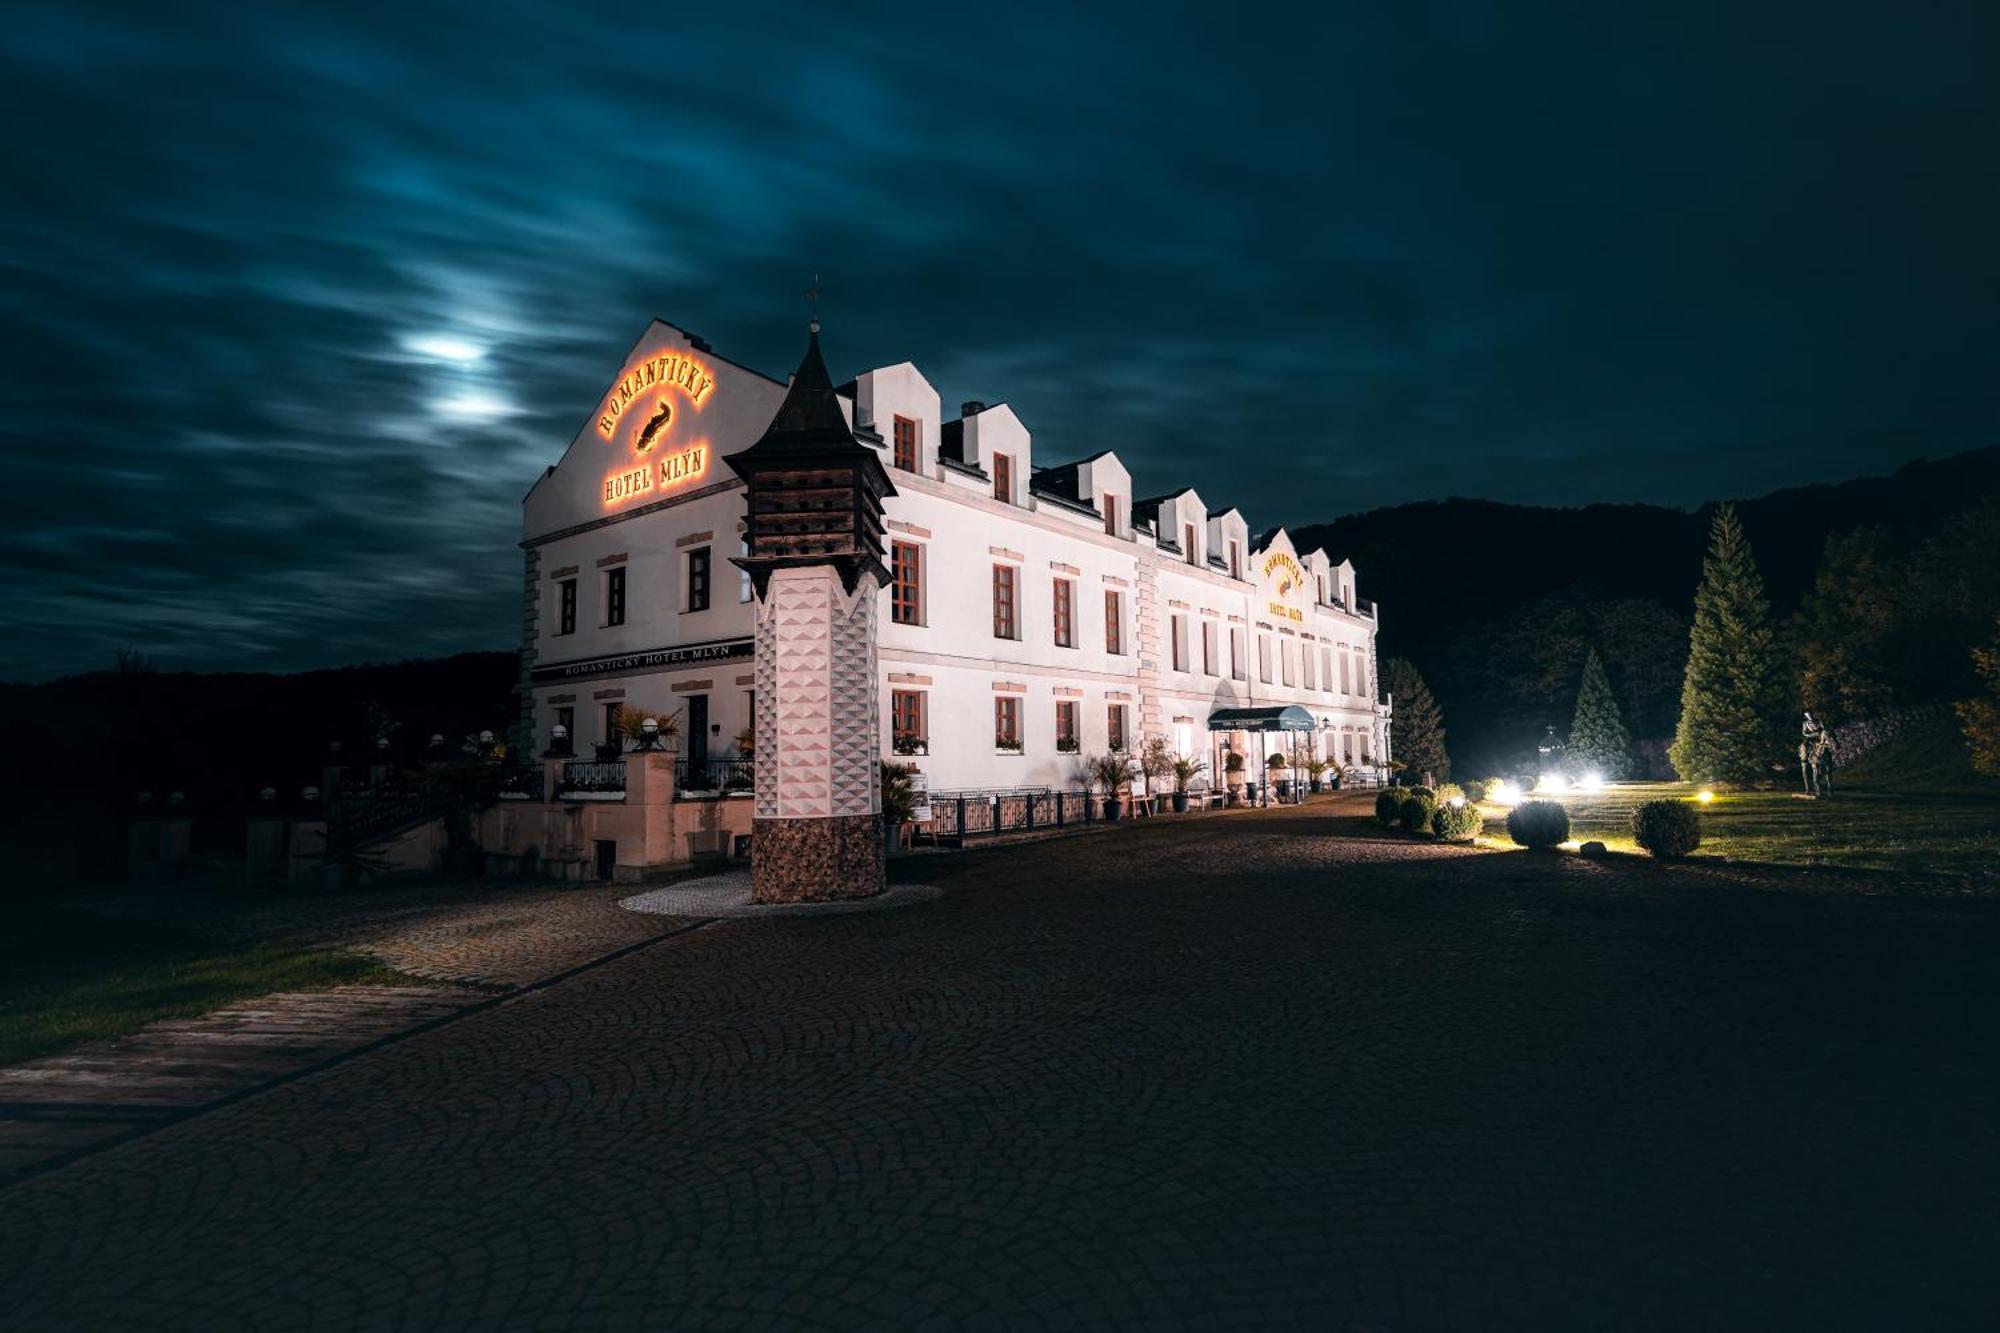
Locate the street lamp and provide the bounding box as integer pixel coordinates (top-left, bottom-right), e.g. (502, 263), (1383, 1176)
(640, 717), (661, 751)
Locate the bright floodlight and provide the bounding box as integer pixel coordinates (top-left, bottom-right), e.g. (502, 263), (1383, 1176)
(1489, 781), (1520, 806)
(1697, 789), (1715, 804)
(1536, 773), (1569, 795)
(1578, 771), (1604, 793)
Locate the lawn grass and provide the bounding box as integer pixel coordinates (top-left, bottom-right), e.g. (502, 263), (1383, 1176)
(1489, 781), (1999, 882)
(0, 903), (406, 1067)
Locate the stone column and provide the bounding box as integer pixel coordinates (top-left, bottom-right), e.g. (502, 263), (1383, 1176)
(750, 564), (884, 903)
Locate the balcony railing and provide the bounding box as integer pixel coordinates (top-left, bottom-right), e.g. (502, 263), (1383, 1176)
(497, 766), (544, 801)
(557, 760), (626, 797)
(678, 756), (754, 794)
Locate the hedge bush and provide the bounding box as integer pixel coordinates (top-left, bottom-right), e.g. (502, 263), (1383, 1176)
(1460, 777), (1492, 803)
(1435, 782), (1465, 804)
(1398, 791), (1438, 833)
(1431, 801), (1483, 842)
(1506, 799), (1570, 849)
(1632, 799), (1702, 859)
(1405, 784), (1436, 802)
(1375, 790), (1406, 827)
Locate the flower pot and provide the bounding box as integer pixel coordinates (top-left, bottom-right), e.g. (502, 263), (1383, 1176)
(1309, 779), (1322, 794)
(1171, 792), (1190, 814)
(1102, 798), (1124, 822)
(1276, 779), (1294, 800)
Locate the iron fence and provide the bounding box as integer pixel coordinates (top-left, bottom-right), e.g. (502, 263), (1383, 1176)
(678, 756), (754, 794)
(557, 760), (626, 796)
(921, 788), (1105, 841)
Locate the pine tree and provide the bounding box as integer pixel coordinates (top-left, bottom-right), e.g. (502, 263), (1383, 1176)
(1382, 657), (1449, 784)
(1669, 503), (1791, 783)
(1568, 647), (1632, 779)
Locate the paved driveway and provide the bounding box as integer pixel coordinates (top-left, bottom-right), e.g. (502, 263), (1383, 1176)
(3, 800), (1996, 1328)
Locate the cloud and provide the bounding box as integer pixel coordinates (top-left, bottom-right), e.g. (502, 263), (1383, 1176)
(1, 0), (1996, 679)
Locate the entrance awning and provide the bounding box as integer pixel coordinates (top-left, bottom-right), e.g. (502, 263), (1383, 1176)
(1206, 705), (1317, 732)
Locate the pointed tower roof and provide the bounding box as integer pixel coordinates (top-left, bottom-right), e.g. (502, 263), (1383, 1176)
(727, 322), (892, 477)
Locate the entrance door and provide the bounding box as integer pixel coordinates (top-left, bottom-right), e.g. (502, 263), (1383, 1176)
(685, 694), (709, 783)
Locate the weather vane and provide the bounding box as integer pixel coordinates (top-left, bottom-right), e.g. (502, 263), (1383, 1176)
(805, 274), (821, 332)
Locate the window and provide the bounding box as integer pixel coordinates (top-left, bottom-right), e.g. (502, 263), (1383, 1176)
(891, 689), (926, 752)
(685, 546), (711, 612)
(1258, 635), (1273, 684)
(892, 541), (923, 625)
(1302, 644), (1316, 690)
(1355, 654), (1369, 699)
(1322, 646), (1334, 692)
(1102, 494), (1119, 536)
(1202, 621), (1217, 676)
(992, 564), (1018, 639)
(1170, 613), (1186, 672)
(992, 454), (1012, 503)
(1281, 641), (1295, 687)
(1183, 522), (1198, 565)
(602, 702), (621, 745)
(1107, 703), (1127, 752)
(1230, 626), (1246, 679)
(893, 414), (918, 472)
(555, 705), (574, 740)
(604, 566), (626, 627)
(1056, 699), (1079, 752)
(995, 696), (1021, 749)
(1339, 652), (1352, 695)
(1105, 589), (1123, 654)
(1229, 540), (1242, 580)
(1053, 578), (1075, 647)
(739, 538), (753, 604)
(557, 578), (577, 636)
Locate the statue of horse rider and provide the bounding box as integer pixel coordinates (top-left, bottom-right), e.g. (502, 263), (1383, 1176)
(1799, 712), (1837, 798)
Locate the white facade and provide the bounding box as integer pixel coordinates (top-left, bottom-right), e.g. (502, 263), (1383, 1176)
(519, 320), (1389, 795)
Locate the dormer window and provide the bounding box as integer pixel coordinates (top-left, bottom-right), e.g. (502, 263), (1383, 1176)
(1183, 522), (1197, 566)
(993, 454), (1012, 504)
(1229, 540), (1242, 579)
(892, 415), (918, 472)
(1102, 494), (1118, 536)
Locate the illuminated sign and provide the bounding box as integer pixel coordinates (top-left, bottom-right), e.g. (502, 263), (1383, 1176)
(1262, 550), (1305, 622)
(597, 353), (714, 438)
(604, 442), (708, 505)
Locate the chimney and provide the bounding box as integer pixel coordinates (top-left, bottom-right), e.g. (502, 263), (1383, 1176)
(960, 400), (986, 418)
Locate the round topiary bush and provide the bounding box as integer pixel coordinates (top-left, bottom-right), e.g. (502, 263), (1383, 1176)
(1632, 799), (1702, 859)
(1431, 800), (1483, 842)
(1398, 792), (1438, 833)
(1375, 789), (1406, 827)
(1405, 784), (1436, 802)
(1506, 799), (1571, 849)
(1435, 782), (1465, 805)
(1460, 778), (1491, 803)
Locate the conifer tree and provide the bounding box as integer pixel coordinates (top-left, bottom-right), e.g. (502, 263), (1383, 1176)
(1669, 504), (1791, 783)
(1567, 647), (1632, 779)
(1382, 657), (1449, 783)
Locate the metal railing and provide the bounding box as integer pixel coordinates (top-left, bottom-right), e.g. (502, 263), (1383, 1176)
(923, 788), (1105, 841)
(678, 756), (753, 794)
(497, 766), (545, 801)
(557, 760), (626, 796)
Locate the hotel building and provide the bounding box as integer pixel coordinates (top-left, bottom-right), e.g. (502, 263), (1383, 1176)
(518, 319), (1390, 798)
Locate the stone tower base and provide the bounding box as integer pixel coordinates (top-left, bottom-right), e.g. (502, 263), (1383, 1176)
(751, 814), (885, 904)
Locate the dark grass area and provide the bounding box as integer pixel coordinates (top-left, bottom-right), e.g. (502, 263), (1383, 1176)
(0, 904), (405, 1066)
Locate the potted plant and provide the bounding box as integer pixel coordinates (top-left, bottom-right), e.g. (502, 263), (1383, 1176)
(1138, 736), (1173, 813)
(1169, 753), (1207, 813)
(996, 728), (1023, 754)
(880, 761), (917, 858)
(1305, 756), (1329, 794)
(893, 733), (929, 756)
(1223, 751), (1246, 805)
(1091, 751), (1136, 821)
(1268, 752), (1290, 800)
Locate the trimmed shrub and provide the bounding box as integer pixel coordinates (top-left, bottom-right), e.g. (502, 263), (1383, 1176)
(1398, 792), (1438, 833)
(1431, 801), (1482, 842)
(1632, 799), (1702, 859)
(1405, 784), (1436, 802)
(1436, 782), (1465, 805)
(1461, 778), (1492, 803)
(1506, 799), (1571, 849)
(1375, 789), (1406, 827)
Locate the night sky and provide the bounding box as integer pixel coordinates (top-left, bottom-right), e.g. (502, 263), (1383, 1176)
(4, 2), (1996, 681)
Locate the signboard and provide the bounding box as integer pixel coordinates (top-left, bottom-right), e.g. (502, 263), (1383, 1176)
(908, 770), (930, 824)
(598, 348), (717, 510)
(1262, 548), (1306, 622)
(529, 636), (751, 685)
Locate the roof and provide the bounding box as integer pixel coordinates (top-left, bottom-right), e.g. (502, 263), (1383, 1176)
(1208, 705), (1317, 732)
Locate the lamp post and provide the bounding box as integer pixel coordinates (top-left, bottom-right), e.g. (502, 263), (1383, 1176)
(639, 717), (661, 751)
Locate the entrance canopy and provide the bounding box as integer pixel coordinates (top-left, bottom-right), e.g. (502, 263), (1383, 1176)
(1207, 705), (1316, 732)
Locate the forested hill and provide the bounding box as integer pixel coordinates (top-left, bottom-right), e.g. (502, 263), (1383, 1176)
(1289, 446), (2000, 776)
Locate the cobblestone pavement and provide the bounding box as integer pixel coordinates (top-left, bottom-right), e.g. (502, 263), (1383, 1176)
(5, 797), (1998, 1328)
